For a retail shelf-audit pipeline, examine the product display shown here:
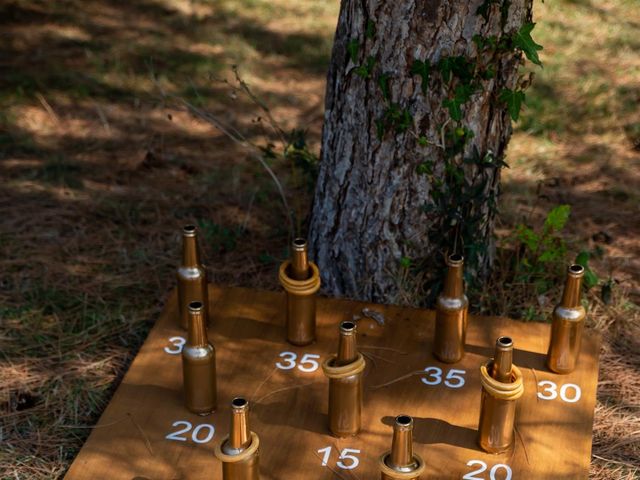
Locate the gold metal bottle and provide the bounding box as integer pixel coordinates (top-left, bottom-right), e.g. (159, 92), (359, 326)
(378, 415), (425, 479)
(321, 321), (365, 437)
(433, 253), (469, 363)
(181, 301), (217, 415)
(547, 264), (586, 374)
(477, 336), (524, 453)
(177, 224), (209, 330)
(214, 397), (260, 480)
(278, 238), (321, 346)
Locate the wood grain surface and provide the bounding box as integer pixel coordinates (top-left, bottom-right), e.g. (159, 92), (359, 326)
(65, 285), (600, 479)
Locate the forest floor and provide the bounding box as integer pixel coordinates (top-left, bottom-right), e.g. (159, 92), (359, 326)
(0, 0), (638, 478)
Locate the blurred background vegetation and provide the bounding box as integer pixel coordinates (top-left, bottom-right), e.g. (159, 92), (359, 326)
(0, 0), (638, 477)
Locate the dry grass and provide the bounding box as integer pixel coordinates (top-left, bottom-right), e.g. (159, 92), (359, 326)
(0, 0), (638, 478)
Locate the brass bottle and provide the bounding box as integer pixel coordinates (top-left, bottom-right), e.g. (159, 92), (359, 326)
(433, 253), (468, 363)
(378, 415), (425, 479)
(477, 336), (524, 454)
(547, 264), (586, 374)
(177, 224), (209, 330)
(322, 321), (365, 437)
(181, 301), (216, 415)
(214, 397), (260, 480)
(278, 238), (321, 346)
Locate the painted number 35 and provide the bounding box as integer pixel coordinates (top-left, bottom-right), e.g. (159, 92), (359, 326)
(421, 366), (466, 388)
(275, 352), (321, 372)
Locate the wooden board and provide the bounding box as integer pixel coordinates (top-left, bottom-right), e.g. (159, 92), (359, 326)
(65, 285), (600, 479)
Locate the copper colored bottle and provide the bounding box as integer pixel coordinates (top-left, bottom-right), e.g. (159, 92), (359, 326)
(322, 321), (365, 437)
(477, 336), (523, 454)
(378, 415), (425, 479)
(215, 397), (260, 480)
(182, 301), (216, 415)
(177, 224), (209, 329)
(547, 264), (586, 374)
(278, 238), (321, 346)
(433, 253), (468, 363)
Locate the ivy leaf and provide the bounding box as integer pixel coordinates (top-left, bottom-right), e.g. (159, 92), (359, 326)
(512, 22), (544, 67)
(355, 56), (376, 78)
(378, 73), (391, 101)
(410, 59), (432, 95)
(499, 88), (526, 121)
(366, 19), (376, 39)
(543, 204), (570, 233)
(575, 251), (600, 289)
(347, 39), (359, 63)
(443, 98), (462, 121)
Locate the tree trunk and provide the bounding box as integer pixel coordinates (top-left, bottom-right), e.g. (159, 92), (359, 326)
(309, 0), (533, 303)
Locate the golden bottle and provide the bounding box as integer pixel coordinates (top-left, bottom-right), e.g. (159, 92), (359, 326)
(214, 397), (260, 480)
(378, 415), (425, 479)
(182, 301), (216, 415)
(477, 336), (524, 453)
(547, 264), (586, 374)
(433, 253), (468, 363)
(177, 224), (209, 329)
(321, 321), (365, 437)
(278, 238), (321, 346)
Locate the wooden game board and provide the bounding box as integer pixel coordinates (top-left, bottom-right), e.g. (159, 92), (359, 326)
(65, 285), (600, 479)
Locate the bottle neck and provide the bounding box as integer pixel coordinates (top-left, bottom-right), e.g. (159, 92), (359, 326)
(187, 309), (207, 347)
(560, 274), (583, 308)
(443, 262), (463, 298)
(389, 422), (414, 469)
(336, 331), (357, 366)
(228, 404), (251, 451)
(182, 235), (199, 268)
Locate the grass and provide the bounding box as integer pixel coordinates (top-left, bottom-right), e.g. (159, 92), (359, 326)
(0, 0), (638, 478)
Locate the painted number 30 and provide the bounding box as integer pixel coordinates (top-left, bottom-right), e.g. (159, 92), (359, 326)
(421, 366), (466, 388)
(537, 381), (581, 403)
(276, 352), (321, 372)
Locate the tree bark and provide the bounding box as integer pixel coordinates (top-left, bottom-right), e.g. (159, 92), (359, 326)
(309, 0), (533, 303)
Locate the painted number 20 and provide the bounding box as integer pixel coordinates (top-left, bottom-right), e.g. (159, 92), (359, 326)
(276, 352), (321, 372)
(421, 366), (466, 388)
(463, 460), (512, 480)
(537, 381), (581, 403)
(317, 446), (360, 470)
(165, 421), (215, 444)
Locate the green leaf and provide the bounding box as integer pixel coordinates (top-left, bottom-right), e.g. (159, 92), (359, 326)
(499, 88), (526, 121)
(347, 39), (359, 63)
(400, 257), (412, 268)
(410, 59), (432, 95)
(443, 98), (462, 121)
(416, 160), (433, 175)
(516, 225), (540, 251)
(355, 56), (376, 79)
(378, 73), (391, 101)
(512, 22), (544, 67)
(366, 19), (376, 39)
(575, 251), (600, 289)
(543, 204), (570, 232)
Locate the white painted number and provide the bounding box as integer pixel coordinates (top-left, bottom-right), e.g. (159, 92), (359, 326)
(421, 366), (467, 388)
(537, 381), (581, 403)
(275, 352), (320, 372)
(317, 446), (361, 470)
(165, 421), (215, 444)
(164, 336), (186, 354)
(276, 351), (297, 370)
(463, 460), (512, 480)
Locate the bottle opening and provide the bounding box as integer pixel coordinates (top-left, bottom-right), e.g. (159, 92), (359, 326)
(292, 237), (307, 250)
(498, 336), (513, 347)
(569, 264), (584, 274)
(232, 397), (248, 408)
(449, 253), (463, 262)
(183, 224), (197, 235)
(188, 301), (203, 311)
(396, 415), (412, 427)
(340, 320), (356, 332)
